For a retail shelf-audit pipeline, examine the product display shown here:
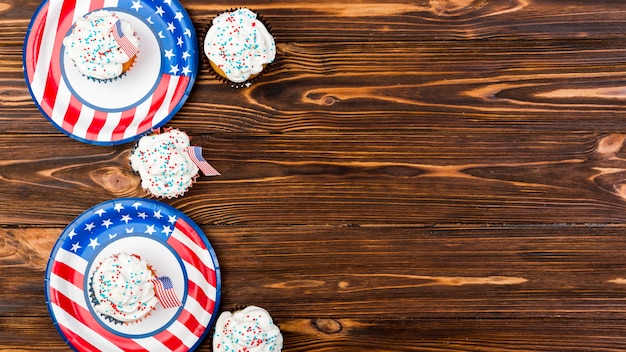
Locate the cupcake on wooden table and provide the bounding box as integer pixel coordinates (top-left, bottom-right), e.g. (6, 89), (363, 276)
(203, 8), (276, 88)
(129, 128), (221, 199)
(63, 10), (139, 82)
(213, 305), (283, 352)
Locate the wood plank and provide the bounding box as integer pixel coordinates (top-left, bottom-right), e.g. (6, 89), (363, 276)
(5, 225), (626, 350)
(3, 132), (626, 225)
(8, 0), (626, 44)
(3, 317), (626, 351)
(7, 39), (626, 133)
(6, 226), (626, 319)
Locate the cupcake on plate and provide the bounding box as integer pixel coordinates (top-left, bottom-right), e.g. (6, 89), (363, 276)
(129, 128), (220, 199)
(213, 305), (283, 352)
(63, 10), (139, 82)
(203, 8), (276, 88)
(89, 252), (158, 324)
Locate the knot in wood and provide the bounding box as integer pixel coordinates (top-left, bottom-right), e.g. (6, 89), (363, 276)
(92, 167), (137, 194)
(429, 0), (486, 16)
(596, 134), (625, 158)
(312, 318), (343, 334)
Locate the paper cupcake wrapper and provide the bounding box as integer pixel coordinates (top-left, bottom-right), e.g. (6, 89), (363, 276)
(73, 52), (139, 84)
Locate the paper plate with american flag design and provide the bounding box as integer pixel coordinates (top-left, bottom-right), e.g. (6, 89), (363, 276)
(24, 0), (198, 145)
(45, 198), (220, 351)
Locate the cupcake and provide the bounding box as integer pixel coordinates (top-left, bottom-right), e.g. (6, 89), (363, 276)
(203, 8), (276, 88)
(129, 128), (220, 199)
(63, 10), (139, 81)
(89, 252), (158, 324)
(213, 306), (283, 352)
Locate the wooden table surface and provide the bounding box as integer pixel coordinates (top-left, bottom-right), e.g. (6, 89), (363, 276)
(4, 0), (626, 350)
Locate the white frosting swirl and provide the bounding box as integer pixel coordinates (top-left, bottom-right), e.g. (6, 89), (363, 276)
(129, 129), (199, 198)
(63, 10), (139, 80)
(213, 306), (283, 352)
(91, 253), (158, 323)
(204, 8), (276, 83)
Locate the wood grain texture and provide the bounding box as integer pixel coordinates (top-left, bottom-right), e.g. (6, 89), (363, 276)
(6, 0), (626, 44)
(5, 316), (626, 351)
(7, 225), (626, 317)
(5, 0), (626, 351)
(5, 40), (626, 133)
(4, 132), (626, 226)
(5, 225), (626, 350)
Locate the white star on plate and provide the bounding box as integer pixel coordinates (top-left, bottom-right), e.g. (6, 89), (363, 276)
(164, 0), (172, 5)
(174, 11), (184, 21)
(101, 219), (113, 229)
(88, 237), (100, 250)
(181, 51), (191, 60)
(184, 28), (191, 37)
(177, 36), (184, 47)
(131, 0), (143, 11)
(169, 64), (180, 75)
(84, 222), (95, 232)
(114, 203), (124, 212)
(70, 242), (81, 253)
(164, 49), (175, 60)
(168, 215), (177, 224)
(145, 224), (157, 235)
(156, 6), (165, 16)
(137, 212), (148, 219)
(167, 22), (176, 33)
(95, 208), (106, 217)
(67, 229), (77, 240)
(162, 225), (173, 236)
(153, 210), (163, 219)
(121, 214), (132, 224)
(181, 65), (191, 75)
(132, 202), (142, 210)
(125, 227), (135, 233)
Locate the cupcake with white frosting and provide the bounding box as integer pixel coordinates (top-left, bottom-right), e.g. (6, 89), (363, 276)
(213, 306), (283, 352)
(89, 252), (158, 324)
(63, 10), (139, 82)
(203, 8), (276, 88)
(129, 128), (220, 198)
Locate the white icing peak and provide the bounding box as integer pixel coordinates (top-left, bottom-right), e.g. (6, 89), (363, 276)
(129, 129), (199, 198)
(204, 8), (276, 83)
(63, 10), (139, 80)
(91, 253), (158, 323)
(213, 306), (283, 352)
